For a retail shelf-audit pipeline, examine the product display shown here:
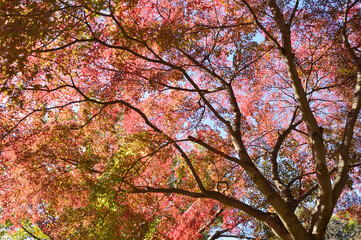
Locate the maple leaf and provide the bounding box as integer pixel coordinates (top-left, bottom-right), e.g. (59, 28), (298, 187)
(1, 0), (361, 240)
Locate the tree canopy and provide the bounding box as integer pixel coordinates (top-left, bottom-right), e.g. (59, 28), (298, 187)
(0, 0), (360, 239)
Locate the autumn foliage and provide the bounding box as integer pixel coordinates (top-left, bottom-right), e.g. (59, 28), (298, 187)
(0, 0), (360, 239)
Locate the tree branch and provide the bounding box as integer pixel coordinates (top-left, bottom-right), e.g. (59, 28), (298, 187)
(288, 0), (299, 26)
(20, 224), (47, 240)
(68, 83), (208, 192)
(332, 0), (361, 220)
(188, 135), (241, 164)
(270, 114), (302, 203)
(237, 0), (282, 49)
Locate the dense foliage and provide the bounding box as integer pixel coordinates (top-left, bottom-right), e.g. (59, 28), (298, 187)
(0, 0), (360, 239)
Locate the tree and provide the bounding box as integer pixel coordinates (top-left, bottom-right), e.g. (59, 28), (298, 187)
(0, 0), (360, 239)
